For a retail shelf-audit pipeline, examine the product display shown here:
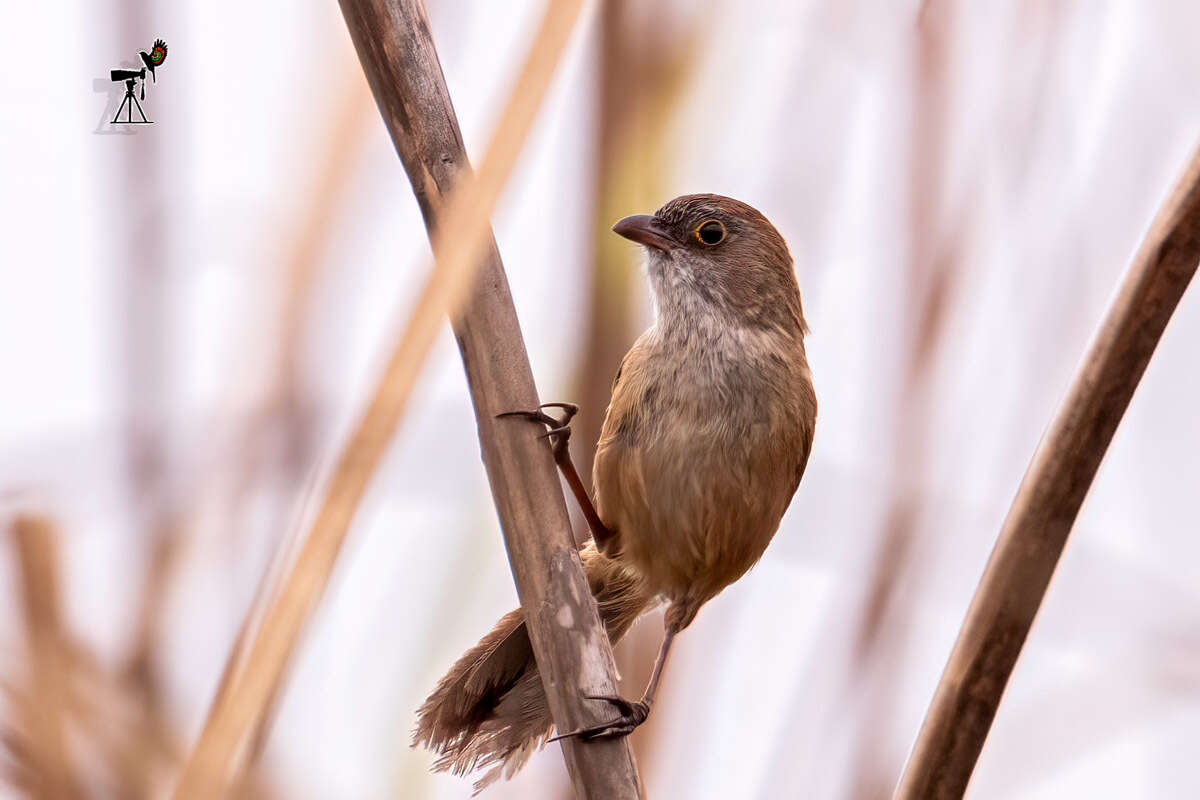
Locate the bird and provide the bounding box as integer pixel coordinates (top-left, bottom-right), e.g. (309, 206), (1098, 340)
(138, 39), (167, 83)
(413, 193), (817, 791)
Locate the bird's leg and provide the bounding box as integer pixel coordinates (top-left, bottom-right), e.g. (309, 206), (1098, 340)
(496, 402), (616, 551)
(550, 623), (680, 742)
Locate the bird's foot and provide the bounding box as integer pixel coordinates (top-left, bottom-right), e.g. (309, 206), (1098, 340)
(497, 402), (578, 463)
(549, 695), (651, 742)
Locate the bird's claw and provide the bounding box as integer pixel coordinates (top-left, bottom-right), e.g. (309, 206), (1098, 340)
(548, 695), (651, 742)
(497, 402), (578, 428)
(497, 402), (579, 462)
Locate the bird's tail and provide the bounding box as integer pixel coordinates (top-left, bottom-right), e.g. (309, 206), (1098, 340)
(413, 543), (652, 793)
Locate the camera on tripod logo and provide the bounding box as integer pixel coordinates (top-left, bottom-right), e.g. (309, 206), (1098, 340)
(110, 39), (168, 124)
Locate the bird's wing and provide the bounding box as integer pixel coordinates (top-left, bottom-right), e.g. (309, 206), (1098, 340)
(148, 39), (167, 66)
(591, 336), (656, 556)
(595, 338), (646, 454)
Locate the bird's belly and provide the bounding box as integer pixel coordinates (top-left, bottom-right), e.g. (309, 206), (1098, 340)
(602, 417), (793, 606)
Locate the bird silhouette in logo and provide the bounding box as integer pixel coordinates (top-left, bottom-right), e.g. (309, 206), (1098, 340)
(139, 39), (167, 83)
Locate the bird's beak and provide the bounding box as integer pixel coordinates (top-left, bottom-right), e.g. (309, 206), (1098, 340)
(612, 214), (676, 252)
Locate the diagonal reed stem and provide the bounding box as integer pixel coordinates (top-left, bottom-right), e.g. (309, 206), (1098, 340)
(338, 0), (643, 796)
(895, 141), (1200, 799)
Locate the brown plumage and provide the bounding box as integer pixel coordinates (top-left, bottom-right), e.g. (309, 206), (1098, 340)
(413, 544), (650, 791)
(414, 194), (816, 790)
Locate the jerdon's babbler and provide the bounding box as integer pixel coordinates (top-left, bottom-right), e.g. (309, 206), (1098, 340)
(414, 194), (817, 790)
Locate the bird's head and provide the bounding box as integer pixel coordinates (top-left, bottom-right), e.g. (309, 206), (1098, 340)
(612, 193), (805, 335)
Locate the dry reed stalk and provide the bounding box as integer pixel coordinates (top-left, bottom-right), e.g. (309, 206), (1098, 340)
(894, 142), (1200, 799)
(171, 1), (612, 796)
(339, 0), (642, 796)
(8, 516), (79, 800)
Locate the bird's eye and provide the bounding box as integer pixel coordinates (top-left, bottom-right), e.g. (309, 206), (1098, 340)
(695, 220), (726, 246)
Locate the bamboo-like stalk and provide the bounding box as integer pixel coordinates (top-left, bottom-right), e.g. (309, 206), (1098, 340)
(894, 143), (1200, 800)
(172, 1), (641, 797)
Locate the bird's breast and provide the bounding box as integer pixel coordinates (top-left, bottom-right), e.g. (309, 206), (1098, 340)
(593, 324), (813, 603)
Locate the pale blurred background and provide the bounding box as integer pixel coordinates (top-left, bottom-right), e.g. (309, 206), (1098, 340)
(3, 0), (1200, 797)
